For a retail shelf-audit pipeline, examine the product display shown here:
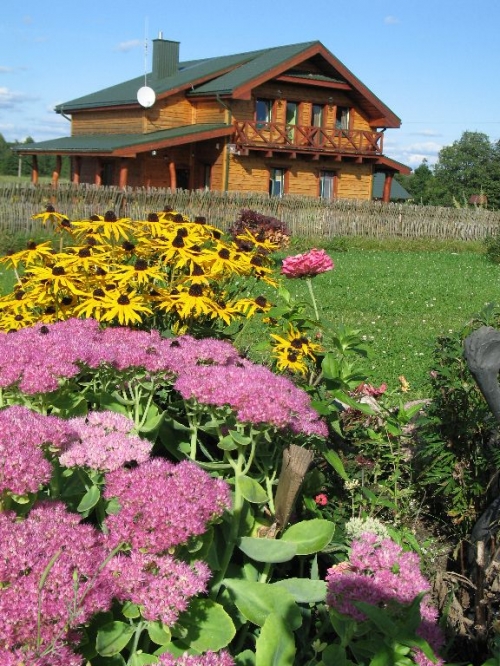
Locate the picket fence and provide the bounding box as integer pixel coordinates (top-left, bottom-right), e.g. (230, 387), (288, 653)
(1, 183), (500, 240)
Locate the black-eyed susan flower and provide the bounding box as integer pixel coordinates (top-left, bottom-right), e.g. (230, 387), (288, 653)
(73, 287), (107, 319)
(71, 211), (136, 243)
(32, 205), (71, 233)
(99, 289), (153, 326)
(27, 264), (85, 296)
(274, 348), (308, 375)
(271, 328), (323, 359)
(0, 240), (55, 269)
(233, 295), (272, 318)
(113, 258), (165, 288)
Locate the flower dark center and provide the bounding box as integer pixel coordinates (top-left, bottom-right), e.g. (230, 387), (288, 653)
(46, 205), (56, 213)
(122, 241), (135, 252)
(104, 211), (117, 222)
(78, 247), (91, 257)
(39, 325), (50, 335)
(177, 227), (188, 238)
(192, 264), (204, 276)
(287, 351), (299, 362)
(52, 266), (66, 276)
(148, 213), (159, 222)
(61, 296), (73, 306)
(27, 240), (37, 250)
(188, 284), (203, 297)
(255, 296), (267, 307)
(95, 267), (107, 276)
(172, 236), (185, 248)
(117, 295), (130, 305)
(194, 216), (206, 224)
(93, 288), (105, 298)
(250, 256), (263, 267)
(134, 259), (148, 271)
(218, 248), (230, 260)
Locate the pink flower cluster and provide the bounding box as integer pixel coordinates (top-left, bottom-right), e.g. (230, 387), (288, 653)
(0, 319), (327, 438)
(355, 382), (388, 398)
(58, 410), (152, 471)
(0, 502), (116, 663)
(0, 405), (69, 496)
(326, 532), (444, 664)
(104, 458), (231, 552)
(281, 248), (334, 278)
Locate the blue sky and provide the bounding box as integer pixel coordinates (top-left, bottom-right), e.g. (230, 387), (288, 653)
(1, 0), (499, 170)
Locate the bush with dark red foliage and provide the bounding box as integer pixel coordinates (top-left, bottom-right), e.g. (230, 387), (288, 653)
(229, 209), (290, 250)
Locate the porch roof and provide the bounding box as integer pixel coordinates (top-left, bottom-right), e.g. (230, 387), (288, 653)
(12, 124), (234, 157)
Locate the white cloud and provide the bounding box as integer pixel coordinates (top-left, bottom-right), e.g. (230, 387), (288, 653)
(115, 39), (142, 53)
(0, 87), (36, 109)
(384, 15), (400, 25)
(0, 66), (15, 73)
(410, 128), (442, 138)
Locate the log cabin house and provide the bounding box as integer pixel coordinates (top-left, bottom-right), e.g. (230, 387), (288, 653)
(14, 37), (410, 201)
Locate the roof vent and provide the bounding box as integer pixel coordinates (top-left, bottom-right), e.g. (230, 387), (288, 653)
(152, 37), (180, 80)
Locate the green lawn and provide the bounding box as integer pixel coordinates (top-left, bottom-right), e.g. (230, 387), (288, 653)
(280, 247), (497, 397)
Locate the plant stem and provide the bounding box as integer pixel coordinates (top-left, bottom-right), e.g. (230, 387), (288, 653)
(306, 277), (320, 322)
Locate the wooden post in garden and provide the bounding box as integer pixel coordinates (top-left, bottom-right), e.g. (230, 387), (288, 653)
(273, 444), (314, 533)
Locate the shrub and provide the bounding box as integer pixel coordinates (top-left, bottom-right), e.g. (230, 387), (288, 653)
(229, 208), (290, 249)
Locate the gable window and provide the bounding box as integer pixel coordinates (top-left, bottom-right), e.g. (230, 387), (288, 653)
(319, 171), (337, 200)
(256, 98), (272, 128)
(269, 168), (286, 197)
(335, 107), (350, 130)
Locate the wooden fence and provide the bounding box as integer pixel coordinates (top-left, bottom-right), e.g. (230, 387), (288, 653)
(1, 182), (500, 240)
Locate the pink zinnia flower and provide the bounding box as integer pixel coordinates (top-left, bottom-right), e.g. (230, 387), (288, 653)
(281, 248), (334, 278)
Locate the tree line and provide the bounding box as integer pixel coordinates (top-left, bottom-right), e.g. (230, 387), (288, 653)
(396, 131), (500, 209)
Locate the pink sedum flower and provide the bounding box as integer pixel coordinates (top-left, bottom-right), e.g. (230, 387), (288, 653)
(325, 533), (444, 659)
(104, 458), (231, 553)
(281, 248), (334, 278)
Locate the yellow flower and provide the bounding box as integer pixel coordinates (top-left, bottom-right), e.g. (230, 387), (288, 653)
(99, 289), (153, 326)
(113, 258), (166, 288)
(233, 295), (272, 318)
(0, 240), (55, 269)
(271, 327), (322, 359)
(73, 287), (107, 319)
(27, 264), (85, 296)
(236, 228), (279, 253)
(399, 375), (410, 392)
(32, 206), (72, 233)
(273, 348), (308, 375)
(71, 211), (136, 242)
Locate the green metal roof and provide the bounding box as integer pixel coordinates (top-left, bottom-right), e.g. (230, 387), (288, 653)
(55, 42), (319, 112)
(372, 173), (411, 201)
(12, 124), (233, 155)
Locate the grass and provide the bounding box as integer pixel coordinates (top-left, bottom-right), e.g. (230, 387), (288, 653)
(279, 245), (496, 398)
(0, 230), (495, 400)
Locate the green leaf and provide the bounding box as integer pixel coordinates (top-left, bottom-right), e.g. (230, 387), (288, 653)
(230, 430), (252, 446)
(235, 649), (256, 666)
(223, 579), (301, 629)
(217, 435), (239, 451)
(255, 612), (296, 666)
(77, 484), (101, 513)
(139, 408), (165, 435)
(175, 598), (235, 652)
(237, 476), (269, 504)
(272, 578), (326, 603)
(128, 654), (158, 666)
(121, 601), (140, 619)
(353, 601), (397, 637)
(147, 620), (172, 646)
(91, 656), (127, 666)
(238, 536), (297, 563)
(322, 449), (348, 481)
(96, 621), (134, 656)
(281, 519), (335, 555)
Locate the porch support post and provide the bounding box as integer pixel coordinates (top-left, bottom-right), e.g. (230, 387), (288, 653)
(72, 156), (81, 184)
(95, 159), (102, 186)
(51, 155), (62, 187)
(382, 173), (393, 203)
(32, 155), (39, 185)
(119, 159), (128, 188)
(168, 159), (177, 189)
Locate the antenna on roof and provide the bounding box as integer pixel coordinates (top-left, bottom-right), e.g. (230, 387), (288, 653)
(137, 16), (156, 108)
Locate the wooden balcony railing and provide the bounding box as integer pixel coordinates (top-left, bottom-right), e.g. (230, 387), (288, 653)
(233, 121), (384, 156)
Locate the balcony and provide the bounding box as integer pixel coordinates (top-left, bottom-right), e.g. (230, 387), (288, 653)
(232, 121), (384, 159)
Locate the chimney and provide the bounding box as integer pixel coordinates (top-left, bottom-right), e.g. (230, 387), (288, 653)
(152, 34), (180, 80)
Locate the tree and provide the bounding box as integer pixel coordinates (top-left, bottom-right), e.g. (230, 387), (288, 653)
(433, 131), (500, 208)
(397, 160), (437, 205)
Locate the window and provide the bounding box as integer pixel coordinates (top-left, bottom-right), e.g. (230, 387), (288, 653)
(269, 168), (286, 197)
(335, 106), (350, 130)
(256, 98), (272, 128)
(286, 102), (298, 142)
(311, 104), (323, 127)
(319, 171), (337, 200)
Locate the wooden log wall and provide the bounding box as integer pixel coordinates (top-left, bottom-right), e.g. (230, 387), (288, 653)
(1, 183), (500, 242)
